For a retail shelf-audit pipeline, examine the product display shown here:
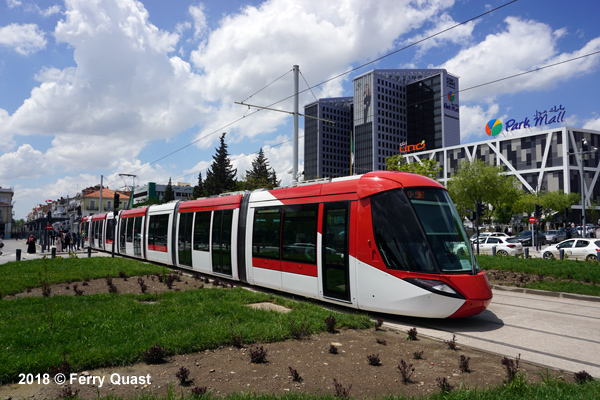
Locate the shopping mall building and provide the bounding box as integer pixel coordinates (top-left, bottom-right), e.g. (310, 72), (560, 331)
(403, 125), (600, 222)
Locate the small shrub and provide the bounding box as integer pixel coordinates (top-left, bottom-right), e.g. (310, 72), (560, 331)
(574, 370), (595, 384)
(374, 317), (384, 331)
(406, 327), (418, 341)
(436, 377), (454, 393)
(142, 343), (167, 364)
(119, 271), (128, 280)
(376, 338), (387, 346)
(50, 353), (71, 376)
(325, 315), (337, 333)
(288, 367), (303, 382)
(444, 334), (457, 350)
(332, 378), (351, 399)
(74, 288), (84, 296)
(138, 277), (148, 293)
(249, 346), (268, 363)
(165, 274), (176, 289)
(42, 282), (51, 297)
(459, 355), (471, 372)
(230, 325), (244, 348)
(105, 275), (113, 286)
(58, 386), (80, 399)
(413, 350), (424, 360)
(397, 359), (414, 384)
(329, 344), (338, 354)
(290, 319), (311, 340)
(108, 284), (118, 294)
(501, 354), (521, 383)
(193, 272), (202, 281)
(367, 353), (381, 366)
(176, 366), (190, 385)
(190, 386), (208, 397)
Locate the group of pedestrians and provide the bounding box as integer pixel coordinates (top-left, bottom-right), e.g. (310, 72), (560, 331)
(52, 230), (81, 252)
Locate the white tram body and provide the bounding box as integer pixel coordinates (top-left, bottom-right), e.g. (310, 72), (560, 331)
(84, 171), (492, 318)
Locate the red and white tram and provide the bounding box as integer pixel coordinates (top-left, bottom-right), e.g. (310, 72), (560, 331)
(84, 171), (492, 318)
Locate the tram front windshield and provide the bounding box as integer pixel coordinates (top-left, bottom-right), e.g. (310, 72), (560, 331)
(371, 188), (476, 274)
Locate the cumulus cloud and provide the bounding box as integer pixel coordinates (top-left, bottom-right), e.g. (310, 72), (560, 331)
(0, 144), (49, 180)
(459, 103), (503, 143)
(583, 117), (600, 131)
(442, 17), (600, 102)
(0, 23), (47, 55)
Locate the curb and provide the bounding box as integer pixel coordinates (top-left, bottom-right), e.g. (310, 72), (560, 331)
(492, 284), (600, 303)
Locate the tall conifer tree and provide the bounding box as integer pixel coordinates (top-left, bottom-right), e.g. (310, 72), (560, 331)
(163, 177), (175, 202)
(204, 133), (237, 196)
(244, 148), (280, 190)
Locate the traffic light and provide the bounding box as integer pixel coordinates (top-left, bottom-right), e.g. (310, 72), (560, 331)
(477, 202), (486, 218)
(114, 192), (120, 212)
(535, 204), (542, 218)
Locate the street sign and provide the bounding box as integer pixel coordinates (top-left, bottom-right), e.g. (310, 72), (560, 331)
(529, 216), (536, 223)
(46, 224), (53, 231)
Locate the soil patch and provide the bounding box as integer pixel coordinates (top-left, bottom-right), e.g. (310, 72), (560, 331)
(1, 273), (568, 399)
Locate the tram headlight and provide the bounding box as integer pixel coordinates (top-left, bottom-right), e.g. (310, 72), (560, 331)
(405, 278), (464, 299)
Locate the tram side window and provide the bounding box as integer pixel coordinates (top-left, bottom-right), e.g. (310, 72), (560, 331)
(126, 219), (133, 242)
(282, 204), (318, 263)
(193, 211), (211, 251)
(252, 207), (282, 259)
(148, 214), (170, 248)
(106, 219), (115, 241)
(119, 218), (127, 251)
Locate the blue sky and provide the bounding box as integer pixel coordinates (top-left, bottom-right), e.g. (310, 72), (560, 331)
(1, 0), (600, 220)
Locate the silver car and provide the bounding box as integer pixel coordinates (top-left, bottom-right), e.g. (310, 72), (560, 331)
(545, 229), (567, 244)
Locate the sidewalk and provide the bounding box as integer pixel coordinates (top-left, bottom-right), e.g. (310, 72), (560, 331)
(0, 238), (107, 265)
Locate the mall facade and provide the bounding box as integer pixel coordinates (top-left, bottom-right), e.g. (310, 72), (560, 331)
(403, 126), (600, 220)
(304, 69), (460, 180)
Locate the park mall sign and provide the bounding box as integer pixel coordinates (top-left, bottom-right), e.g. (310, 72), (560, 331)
(485, 104), (566, 136)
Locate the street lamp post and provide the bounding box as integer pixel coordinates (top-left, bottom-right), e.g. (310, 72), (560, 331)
(569, 138), (598, 237)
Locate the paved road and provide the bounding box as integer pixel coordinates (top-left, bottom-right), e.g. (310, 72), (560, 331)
(3, 238), (599, 377)
(384, 287), (600, 378)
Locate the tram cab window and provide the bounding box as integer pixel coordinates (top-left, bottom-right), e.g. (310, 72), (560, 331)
(371, 188), (475, 274)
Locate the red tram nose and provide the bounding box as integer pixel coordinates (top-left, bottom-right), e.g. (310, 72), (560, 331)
(447, 272), (493, 318)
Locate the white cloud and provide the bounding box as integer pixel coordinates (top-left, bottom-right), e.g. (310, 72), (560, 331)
(189, 4), (207, 40)
(6, 0), (22, 9)
(583, 116), (600, 131)
(405, 12), (477, 59)
(459, 103), (502, 143)
(0, 144), (49, 180)
(0, 23), (47, 55)
(442, 17), (600, 102)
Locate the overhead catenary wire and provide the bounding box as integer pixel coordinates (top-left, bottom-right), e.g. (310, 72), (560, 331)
(107, 0), (557, 190)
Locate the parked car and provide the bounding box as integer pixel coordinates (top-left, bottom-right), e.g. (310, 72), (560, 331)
(542, 238), (600, 261)
(474, 236), (524, 257)
(469, 232), (510, 243)
(545, 229), (567, 244)
(515, 230), (547, 246)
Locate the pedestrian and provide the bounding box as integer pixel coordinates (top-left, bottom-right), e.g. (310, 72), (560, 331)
(56, 232), (63, 252)
(65, 232), (71, 252)
(0, 236), (3, 256)
(27, 235), (36, 254)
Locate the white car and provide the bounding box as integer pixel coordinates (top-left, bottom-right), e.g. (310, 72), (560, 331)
(470, 232), (510, 243)
(542, 238), (600, 261)
(474, 236), (524, 257)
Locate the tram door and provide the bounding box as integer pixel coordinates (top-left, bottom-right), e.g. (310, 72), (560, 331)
(212, 210), (233, 276)
(322, 202), (350, 301)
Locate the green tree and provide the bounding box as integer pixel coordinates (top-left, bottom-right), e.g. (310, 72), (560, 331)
(163, 177), (175, 203)
(386, 154), (441, 181)
(447, 159), (523, 223)
(203, 133), (238, 197)
(192, 172), (204, 199)
(244, 148), (281, 190)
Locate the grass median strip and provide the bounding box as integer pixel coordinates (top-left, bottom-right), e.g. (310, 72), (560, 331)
(0, 287), (372, 385)
(0, 257), (167, 296)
